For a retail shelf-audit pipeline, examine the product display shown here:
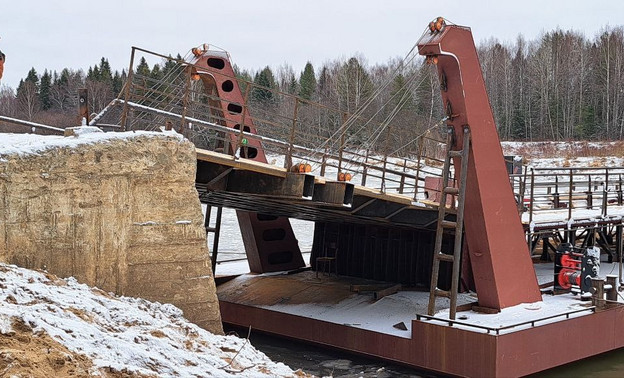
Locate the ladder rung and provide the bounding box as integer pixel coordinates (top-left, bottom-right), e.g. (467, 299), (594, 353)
(441, 220), (457, 229)
(434, 288), (452, 298)
(443, 187), (459, 195)
(436, 253), (455, 262)
(449, 150), (463, 158)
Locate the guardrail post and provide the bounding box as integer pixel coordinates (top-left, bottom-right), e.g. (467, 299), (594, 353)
(586, 175), (593, 209)
(553, 176), (560, 208)
(179, 64), (193, 134)
(603, 168), (609, 217)
(414, 134), (425, 201)
(517, 165), (527, 213)
(285, 97), (299, 169)
(568, 169), (573, 221)
(399, 158), (407, 194)
(120, 47), (137, 131)
(529, 168), (535, 225)
(618, 174), (623, 205)
(617, 224), (623, 285)
(361, 149), (369, 186)
(320, 145), (328, 176)
(337, 112), (347, 180)
(380, 124), (393, 193)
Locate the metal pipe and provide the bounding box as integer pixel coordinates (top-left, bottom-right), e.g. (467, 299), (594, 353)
(211, 206), (224, 274)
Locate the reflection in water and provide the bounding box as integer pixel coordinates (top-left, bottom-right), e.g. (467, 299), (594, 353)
(531, 347), (624, 378)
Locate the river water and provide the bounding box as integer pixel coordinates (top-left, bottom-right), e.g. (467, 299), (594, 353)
(229, 324), (624, 377)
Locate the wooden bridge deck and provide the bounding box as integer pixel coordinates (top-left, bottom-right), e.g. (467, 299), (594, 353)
(196, 148), (445, 230)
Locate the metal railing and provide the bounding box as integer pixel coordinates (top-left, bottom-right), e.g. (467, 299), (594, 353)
(416, 306), (596, 335)
(92, 46), (450, 201)
(511, 166), (624, 225)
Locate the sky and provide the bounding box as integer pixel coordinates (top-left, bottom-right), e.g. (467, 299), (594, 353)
(1, 0), (623, 90)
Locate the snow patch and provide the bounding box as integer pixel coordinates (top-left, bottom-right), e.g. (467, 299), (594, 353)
(0, 263), (299, 377)
(0, 131), (184, 158)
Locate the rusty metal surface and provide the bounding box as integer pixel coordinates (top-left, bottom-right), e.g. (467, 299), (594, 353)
(78, 88), (89, 124)
(418, 24), (541, 309)
(220, 288), (624, 377)
(190, 51), (304, 273)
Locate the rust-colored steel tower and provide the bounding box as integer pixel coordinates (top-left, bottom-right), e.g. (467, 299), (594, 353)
(189, 48), (305, 273)
(418, 20), (541, 309)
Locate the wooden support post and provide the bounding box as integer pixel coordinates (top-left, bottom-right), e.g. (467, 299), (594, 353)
(361, 149), (369, 187)
(320, 145), (328, 176)
(380, 124), (393, 193)
(568, 169), (573, 220)
(337, 113), (347, 180)
(591, 277), (604, 308)
(285, 98), (299, 169)
(78, 88), (89, 125)
(529, 168), (535, 225)
(604, 168), (610, 217)
(374, 284), (401, 301)
(399, 158), (407, 194)
(618, 224), (623, 286)
(606, 275), (617, 301)
(414, 135), (425, 201)
(179, 65), (193, 134)
(618, 175), (623, 205)
(120, 47), (136, 131)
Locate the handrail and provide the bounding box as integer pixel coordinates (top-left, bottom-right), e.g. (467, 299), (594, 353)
(416, 306), (596, 335)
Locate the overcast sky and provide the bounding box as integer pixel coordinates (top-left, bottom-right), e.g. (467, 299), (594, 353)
(1, 0), (623, 90)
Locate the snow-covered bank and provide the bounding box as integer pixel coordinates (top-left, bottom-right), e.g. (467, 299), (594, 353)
(0, 263), (304, 377)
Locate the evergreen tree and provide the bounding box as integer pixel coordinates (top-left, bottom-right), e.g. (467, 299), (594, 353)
(287, 72), (297, 95)
(150, 64), (163, 81)
(24, 68), (39, 87)
(99, 58), (113, 84)
(112, 71), (123, 94)
(163, 56), (179, 77)
(87, 65), (100, 81)
(39, 69), (52, 110)
(299, 62), (317, 100)
(136, 57), (151, 77)
(252, 66), (277, 104)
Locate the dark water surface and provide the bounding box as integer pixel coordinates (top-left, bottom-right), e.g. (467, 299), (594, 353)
(230, 325), (624, 377)
(529, 347), (624, 378)
(226, 326), (434, 377)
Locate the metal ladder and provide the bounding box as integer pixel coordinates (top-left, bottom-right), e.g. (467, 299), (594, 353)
(427, 125), (471, 320)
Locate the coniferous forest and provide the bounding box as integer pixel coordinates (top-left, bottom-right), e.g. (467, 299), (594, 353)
(1, 26), (624, 142)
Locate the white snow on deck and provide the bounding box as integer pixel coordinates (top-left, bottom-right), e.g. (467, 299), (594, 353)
(522, 207), (624, 226)
(260, 289), (476, 339)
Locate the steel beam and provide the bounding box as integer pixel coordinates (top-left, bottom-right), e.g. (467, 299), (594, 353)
(418, 23), (541, 308)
